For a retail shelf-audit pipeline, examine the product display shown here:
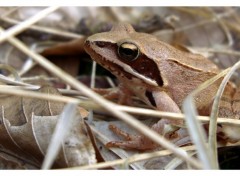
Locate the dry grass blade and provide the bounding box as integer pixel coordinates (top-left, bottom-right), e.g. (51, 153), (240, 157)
(41, 103), (78, 169)
(0, 6), (59, 44)
(183, 68), (230, 169)
(164, 7), (236, 37)
(194, 47), (240, 57)
(164, 151), (197, 170)
(1, 15), (82, 39)
(209, 59), (240, 170)
(172, 7), (213, 18)
(0, 87), (80, 104)
(0, 26), (203, 169)
(69, 146), (196, 170)
(207, 7), (233, 46)
(0, 64), (21, 81)
(183, 97), (212, 169)
(90, 62), (97, 89)
(1, 86), (240, 127)
(88, 61), (97, 123)
(0, 74), (31, 86)
(118, 105), (240, 126)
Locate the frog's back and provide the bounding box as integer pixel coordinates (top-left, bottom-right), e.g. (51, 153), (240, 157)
(131, 33), (220, 74)
(157, 42), (219, 73)
(163, 44), (220, 73)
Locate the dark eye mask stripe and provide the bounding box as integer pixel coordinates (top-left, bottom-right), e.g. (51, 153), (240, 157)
(92, 41), (164, 87)
(132, 54), (163, 86)
(116, 43), (164, 86)
(145, 90), (157, 107)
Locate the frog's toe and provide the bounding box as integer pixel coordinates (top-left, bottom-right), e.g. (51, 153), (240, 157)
(106, 135), (158, 150)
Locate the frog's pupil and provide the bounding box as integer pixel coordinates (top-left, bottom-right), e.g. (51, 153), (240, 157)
(123, 47), (136, 56)
(124, 48), (132, 55)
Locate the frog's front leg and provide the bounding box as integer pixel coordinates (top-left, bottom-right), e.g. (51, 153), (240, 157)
(94, 83), (133, 105)
(107, 91), (187, 150)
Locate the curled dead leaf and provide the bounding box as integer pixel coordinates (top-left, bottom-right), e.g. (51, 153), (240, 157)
(0, 86), (96, 168)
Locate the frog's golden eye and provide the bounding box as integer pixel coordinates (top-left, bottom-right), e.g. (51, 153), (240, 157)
(118, 42), (139, 61)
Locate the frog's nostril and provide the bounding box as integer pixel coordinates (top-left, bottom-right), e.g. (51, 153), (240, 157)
(95, 41), (106, 47)
(84, 40), (90, 46)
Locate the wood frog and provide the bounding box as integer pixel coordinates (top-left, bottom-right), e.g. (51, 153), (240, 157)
(84, 22), (239, 150)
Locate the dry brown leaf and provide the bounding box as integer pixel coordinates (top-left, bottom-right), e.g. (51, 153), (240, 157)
(0, 86), (96, 168)
(0, 146), (38, 169)
(40, 38), (86, 56)
(38, 39), (87, 77)
(0, 154), (27, 169)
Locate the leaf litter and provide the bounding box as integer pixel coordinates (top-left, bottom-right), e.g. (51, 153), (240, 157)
(1, 7), (240, 170)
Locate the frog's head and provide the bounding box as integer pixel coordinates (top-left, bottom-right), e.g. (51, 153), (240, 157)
(84, 22), (163, 88)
